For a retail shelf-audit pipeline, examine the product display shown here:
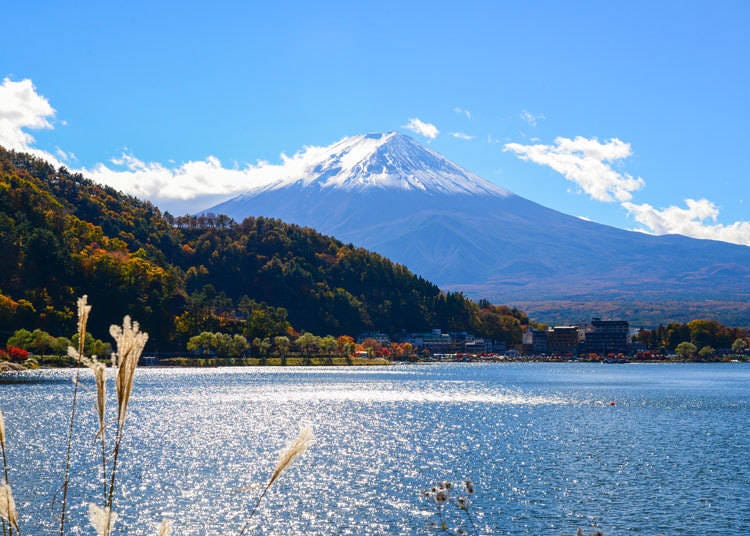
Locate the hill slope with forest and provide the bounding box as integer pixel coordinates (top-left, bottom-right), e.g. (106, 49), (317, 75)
(0, 147), (524, 351)
(209, 132), (750, 313)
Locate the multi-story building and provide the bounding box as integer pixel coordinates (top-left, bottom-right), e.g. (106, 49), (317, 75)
(547, 326), (581, 355)
(522, 327), (549, 354)
(403, 330), (494, 354)
(584, 318), (630, 354)
(357, 332), (391, 345)
(404, 329), (463, 354)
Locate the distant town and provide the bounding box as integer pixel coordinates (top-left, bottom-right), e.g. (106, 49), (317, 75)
(358, 317), (749, 362)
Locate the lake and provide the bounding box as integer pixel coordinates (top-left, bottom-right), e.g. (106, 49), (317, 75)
(2, 363), (749, 535)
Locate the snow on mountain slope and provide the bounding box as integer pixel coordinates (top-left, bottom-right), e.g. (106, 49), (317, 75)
(231, 132), (510, 196)
(205, 133), (750, 306)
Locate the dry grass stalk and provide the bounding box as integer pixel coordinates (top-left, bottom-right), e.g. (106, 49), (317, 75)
(0, 406), (5, 449)
(0, 405), (9, 536)
(77, 295), (92, 351)
(104, 316), (148, 526)
(110, 316), (148, 428)
(59, 295), (91, 536)
(238, 425), (313, 536)
(80, 355), (109, 502)
(268, 425), (313, 488)
(0, 485), (18, 533)
(0, 406), (6, 536)
(157, 518), (172, 536)
(88, 503), (117, 536)
(82, 356), (107, 436)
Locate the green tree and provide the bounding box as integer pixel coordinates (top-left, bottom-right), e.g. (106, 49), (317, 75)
(71, 333), (112, 357)
(675, 341), (697, 360)
(296, 332), (319, 364)
(187, 332), (215, 355)
(274, 335), (290, 356)
(731, 338), (748, 355)
(230, 334), (250, 358)
(666, 323), (691, 349)
(52, 336), (72, 355)
(252, 337), (271, 362)
(698, 345), (716, 360)
(319, 335), (338, 363)
(7, 328), (33, 350)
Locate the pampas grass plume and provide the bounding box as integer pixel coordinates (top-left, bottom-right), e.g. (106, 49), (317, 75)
(157, 518), (172, 536)
(110, 316), (148, 427)
(237, 425), (313, 536)
(77, 295), (92, 346)
(268, 425), (313, 487)
(82, 356), (107, 433)
(0, 484), (19, 531)
(88, 503), (117, 536)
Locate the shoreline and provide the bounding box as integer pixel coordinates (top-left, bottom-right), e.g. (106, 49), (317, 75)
(2, 355), (747, 373)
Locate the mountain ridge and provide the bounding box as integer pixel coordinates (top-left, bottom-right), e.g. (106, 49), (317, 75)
(206, 133), (750, 306)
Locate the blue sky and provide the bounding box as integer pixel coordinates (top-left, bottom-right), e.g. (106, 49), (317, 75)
(1, 1), (749, 244)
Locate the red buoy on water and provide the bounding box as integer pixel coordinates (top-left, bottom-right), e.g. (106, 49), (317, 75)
(610, 401), (616, 406)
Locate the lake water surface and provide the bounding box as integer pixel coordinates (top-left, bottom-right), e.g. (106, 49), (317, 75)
(2, 363), (749, 535)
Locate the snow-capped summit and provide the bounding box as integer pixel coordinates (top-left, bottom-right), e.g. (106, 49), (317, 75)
(236, 132), (510, 196)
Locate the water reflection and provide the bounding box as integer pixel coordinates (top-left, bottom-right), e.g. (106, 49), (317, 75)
(2, 363), (749, 534)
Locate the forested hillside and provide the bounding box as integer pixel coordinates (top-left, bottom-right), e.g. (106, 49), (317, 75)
(0, 147), (523, 351)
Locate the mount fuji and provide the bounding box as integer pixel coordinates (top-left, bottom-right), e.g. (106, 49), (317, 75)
(206, 132), (750, 307)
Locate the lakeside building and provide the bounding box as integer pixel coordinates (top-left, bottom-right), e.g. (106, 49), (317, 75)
(404, 329), (462, 354)
(404, 329), (494, 354)
(459, 333), (494, 354)
(583, 318), (630, 354)
(547, 326), (582, 355)
(357, 332), (391, 345)
(522, 327), (549, 354)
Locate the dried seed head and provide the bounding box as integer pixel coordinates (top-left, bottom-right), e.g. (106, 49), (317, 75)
(77, 295), (92, 347)
(157, 518), (172, 536)
(110, 316), (148, 427)
(83, 356), (107, 432)
(0, 484), (19, 531)
(88, 503), (117, 536)
(268, 425), (313, 488)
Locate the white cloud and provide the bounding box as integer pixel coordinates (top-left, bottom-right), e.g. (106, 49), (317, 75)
(503, 136), (645, 202)
(6, 75), (748, 246)
(0, 77), (63, 165)
(83, 146), (327, 202)
(520, 110), (544, 127)
(622, 198), (750, 246)
(453, 107), (471, 119)
(403, 118), (439, 139)
(55, 147), (77, 162)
